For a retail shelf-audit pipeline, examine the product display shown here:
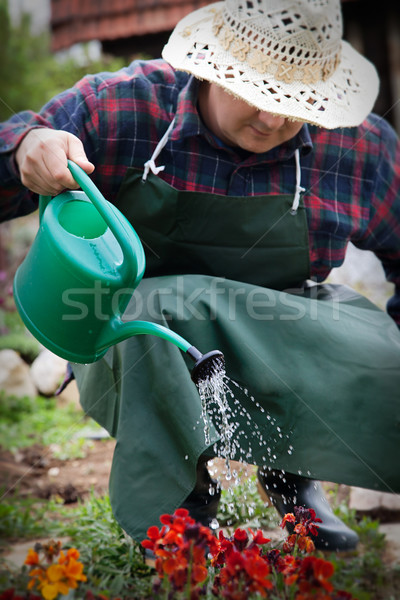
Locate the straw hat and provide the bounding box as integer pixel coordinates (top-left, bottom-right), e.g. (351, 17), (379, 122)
(162, 0), (379, 128)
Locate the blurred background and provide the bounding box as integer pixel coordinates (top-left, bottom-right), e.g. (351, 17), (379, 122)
(1, 0), (399, 343)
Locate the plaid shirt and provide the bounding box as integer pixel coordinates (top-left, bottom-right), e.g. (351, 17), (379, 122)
(1, 58), (400, 323)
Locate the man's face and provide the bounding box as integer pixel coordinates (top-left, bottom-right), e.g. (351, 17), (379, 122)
(198, 83), (304, 154)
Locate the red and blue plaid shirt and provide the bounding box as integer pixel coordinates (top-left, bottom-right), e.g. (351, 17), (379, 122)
(1, 58), (400, 323)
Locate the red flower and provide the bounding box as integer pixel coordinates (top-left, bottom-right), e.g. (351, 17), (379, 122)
(280, 512), (296, 529)
(210, 530), (234, 567)
(0, 592), (41, 600)
(280, 508), (321, 555)
(250, 530), (271, 546)
(215, 547), (273, 598)
(294, 506), (322, 537)
(297, 535), (315, 554)
(282, 533), (297, 554)
(298, 555), (335, 593)
(192, 563), (208, 584)
(233, 528), (248, 551)
(142, 507), (356, 600)
(141, 508), (215, 595)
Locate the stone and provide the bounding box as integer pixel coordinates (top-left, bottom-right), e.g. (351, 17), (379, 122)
(0, 349), (37, 398)
(379, 523), (400, 565)
(349, 487), (400, 513)
(56, 379), (81, 409)
(30, 349), (68, 396)
(327, 243), (393, 311)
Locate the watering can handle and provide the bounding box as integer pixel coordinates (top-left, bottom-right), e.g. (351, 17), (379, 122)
(39, 161), (145, 282)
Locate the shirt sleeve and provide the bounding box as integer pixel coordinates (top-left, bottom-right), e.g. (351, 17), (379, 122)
(0, 78), (100, 222)
(353, 116), (400, 326)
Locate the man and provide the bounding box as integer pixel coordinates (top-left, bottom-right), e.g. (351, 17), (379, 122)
(1, 0), (400, 552)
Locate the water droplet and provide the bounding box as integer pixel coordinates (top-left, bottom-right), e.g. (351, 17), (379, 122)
(209, 518), (219, 530)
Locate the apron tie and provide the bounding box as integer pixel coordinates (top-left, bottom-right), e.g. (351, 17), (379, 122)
(291, 148), (305, 215)
(142, 120), (304, 215)
(142, 118), (176, 181)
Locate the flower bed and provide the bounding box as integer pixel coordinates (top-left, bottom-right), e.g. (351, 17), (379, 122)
(3, 506), (357, 600)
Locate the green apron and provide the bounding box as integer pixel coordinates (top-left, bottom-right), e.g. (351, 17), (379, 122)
(73, 156), (400, 542)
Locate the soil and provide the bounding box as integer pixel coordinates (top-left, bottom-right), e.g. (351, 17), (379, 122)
(0, 439), (116, 504)
(0, 441), (257, 506)
(1, 439), (353, 508)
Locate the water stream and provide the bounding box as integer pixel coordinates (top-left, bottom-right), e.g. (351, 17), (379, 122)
(195, 361), (293, 491)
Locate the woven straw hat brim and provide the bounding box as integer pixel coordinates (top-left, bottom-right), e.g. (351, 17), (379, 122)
(162, 2), (379, 129)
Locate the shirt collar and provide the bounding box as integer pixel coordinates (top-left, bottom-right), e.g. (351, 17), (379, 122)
(170, 75), (314, 161)
(170, 76), (204, 141)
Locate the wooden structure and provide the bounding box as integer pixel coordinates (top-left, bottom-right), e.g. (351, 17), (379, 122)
(50, 0), (399, 131)
(50, 0), (216, 57)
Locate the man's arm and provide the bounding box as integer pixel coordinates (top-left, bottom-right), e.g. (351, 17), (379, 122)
(354, 116), (400, 326)
(0, 79), (99, 222)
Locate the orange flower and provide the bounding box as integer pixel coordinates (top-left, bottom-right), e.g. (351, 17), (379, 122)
(46, 564), (66, 583)
(41, 565), (70, 600)
(58, 548), (80, 564)
(24, 549), (40, 566)
(66, 548), (80, 560)
(27, 568), (46, 590)
(64, 557), (87, 587)
(25, 543), (87, 600)
(41, 582), (69, 600)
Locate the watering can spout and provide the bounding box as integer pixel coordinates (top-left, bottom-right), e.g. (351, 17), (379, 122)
(99, 318), (225, 384)
(99, 318), (193, 354)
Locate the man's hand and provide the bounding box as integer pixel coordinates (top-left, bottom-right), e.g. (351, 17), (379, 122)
(15, 128), (95, 195)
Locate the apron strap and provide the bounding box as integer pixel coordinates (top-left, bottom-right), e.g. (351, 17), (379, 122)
(291, 148), (305, 214)
(142, 118), (176, 181)
(142, 118), (305, 215)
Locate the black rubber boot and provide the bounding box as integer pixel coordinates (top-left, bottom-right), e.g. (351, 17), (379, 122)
(180, 458), (221, 528)
(257, 468), (359, 552)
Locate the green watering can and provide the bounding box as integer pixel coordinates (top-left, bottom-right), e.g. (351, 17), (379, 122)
(13, 161), (224, 384)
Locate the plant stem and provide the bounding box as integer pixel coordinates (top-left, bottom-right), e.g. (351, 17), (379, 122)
(185, 541), (193, 600)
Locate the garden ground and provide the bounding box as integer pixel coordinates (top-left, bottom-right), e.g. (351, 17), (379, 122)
(2, 437), (400, 571)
